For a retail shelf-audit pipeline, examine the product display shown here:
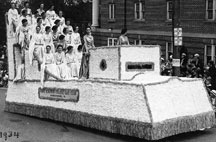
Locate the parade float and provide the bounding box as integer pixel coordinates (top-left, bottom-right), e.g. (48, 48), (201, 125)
(4, 32), (216, 140)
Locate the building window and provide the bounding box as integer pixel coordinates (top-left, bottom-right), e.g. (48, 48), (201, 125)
(167, 1), (173, 21)
(107, 38), (118, 46)
(204, 45), (215, 64)
(134, 1), (145, 20)
(109, 3), (115, 20)
(166, 41), (173, 60)
(206, 0), (216, 20)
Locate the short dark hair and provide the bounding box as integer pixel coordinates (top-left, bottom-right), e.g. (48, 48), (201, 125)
(22, 19), (28, 24)
(52, 25), (58, 31)
(77, 45), (83, 52)
(37, 17), (42, 23)
(21, 9), (27, 15)
(41, 12), (46, 17)
(57, 44), (63, 49)
(63, 27), (67, 34)
(45, 26), (51, 32)
(121, 28), (127, 35)
(59, 35), (65, 40)
(54, 19), (60, 25)
(67, 46), (73, 51)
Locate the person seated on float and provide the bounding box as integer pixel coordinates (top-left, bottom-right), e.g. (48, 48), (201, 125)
(31, 18), (44, 34)
(32, 11), (40, 26)
(57, 35), (67, 51)
(7, 1), (19, 36)
(66, 46), (79, 78)
(53, 19), (62, 34)
(43, 26), (55, 53)
(54, 45), (72, 79)
(41, 12), (51, 28)
(117, 28), (130, 45)
(29, 26), (44, 68)
(65, 19), (73, 33)
(21, 1), (32, 17)
(41, 45), (61, 84)
(37, 3), (45, 16)
(51, 25), (59, 49)
(46, 5), (57, 27)
(57, 10), (65, 33)
(63, 27), (71, 47)
(16, 19), (31, 56)
(18, 9), (32, 27)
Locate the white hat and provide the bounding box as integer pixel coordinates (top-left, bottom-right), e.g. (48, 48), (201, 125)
(182, 53), (186, 56)
(11, 0), (16, 4)
(194, 53), (199, 57)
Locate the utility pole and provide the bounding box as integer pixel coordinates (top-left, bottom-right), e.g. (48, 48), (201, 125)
(124, 0), (127, 29)
(172, 0), (181, 76)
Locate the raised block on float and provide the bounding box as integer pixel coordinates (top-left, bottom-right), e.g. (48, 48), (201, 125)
(25, 51), (41, 80)
(89, 46), (161, 81)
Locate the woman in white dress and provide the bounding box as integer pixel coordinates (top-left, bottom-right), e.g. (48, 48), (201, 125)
(46, 5), (57, 27)
(29, 26), (44, 66)
(72, 26), (81, 53)
(43, 26), (55, 53)
(21, 1), (32, 16)
(117, 28), (130, 45)
(52, 25), (59, 50)
(54, 45), (72, 79)
(66, 46), (78, 77)
(41, 45), (62, 86)
(18, 9), (32, 27)
(57, 10), (65, 33)
(41, 12), (51, 28)
(7, 2), (19, 36)
(65, 19), (73, 32)
(37, 3), (45, 16)
(16, 19), (31, 59)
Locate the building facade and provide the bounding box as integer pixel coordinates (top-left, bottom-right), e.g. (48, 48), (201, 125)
(92, 0), (216, 65)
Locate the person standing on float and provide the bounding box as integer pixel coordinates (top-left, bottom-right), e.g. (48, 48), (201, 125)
(16, 19), (31, 58)
(72, 26), (81, 53)
(29, 26), (45, 67)
(79, 27), (95, 79)
(117, 28), (130, 45)
(7, 2), (19, 36)
(37, 3), (45, 16)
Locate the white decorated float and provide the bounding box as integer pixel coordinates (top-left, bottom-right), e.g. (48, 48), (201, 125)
(5, 35), (215, 140)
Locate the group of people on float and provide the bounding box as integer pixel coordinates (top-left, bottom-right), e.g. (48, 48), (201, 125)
(8, 1), (95, 84)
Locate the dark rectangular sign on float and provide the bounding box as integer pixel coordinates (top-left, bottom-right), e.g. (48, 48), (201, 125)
(38, 87), (79, 102)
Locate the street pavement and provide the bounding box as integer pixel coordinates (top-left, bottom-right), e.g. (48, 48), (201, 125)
(0, 88), (216, 142)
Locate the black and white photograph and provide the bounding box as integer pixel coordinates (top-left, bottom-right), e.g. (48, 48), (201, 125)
(0, 0), (216, 141)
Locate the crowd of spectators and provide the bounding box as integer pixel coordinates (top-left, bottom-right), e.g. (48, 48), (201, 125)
(161, 52), (216, 90)
(0, 44), (8, 87)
